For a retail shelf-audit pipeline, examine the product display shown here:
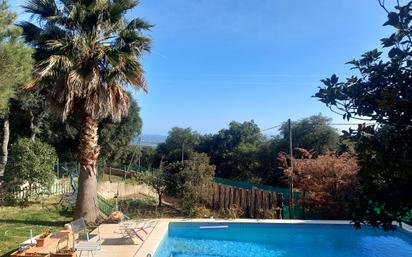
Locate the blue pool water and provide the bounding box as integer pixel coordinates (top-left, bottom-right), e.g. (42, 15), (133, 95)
(154, 222), (412, 257)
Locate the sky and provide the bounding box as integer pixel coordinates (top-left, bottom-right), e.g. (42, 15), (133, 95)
(9, 0), (397, 136)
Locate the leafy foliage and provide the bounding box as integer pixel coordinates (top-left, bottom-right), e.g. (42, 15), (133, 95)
(8, 96), (143, 162)
(0, 0), (33, 113)
(20, 0), (152, 121)
(198, 121), (264, 182)
(278, 115), (339, 155)
(315, 1), (412, 228)
(284, 150), (358, 219)
(99, 98), (142, 163)
(146, 170), (168, 207)
(166, 153), (215, 216)
(4, 138), (57, 192)
(155, 127), (201, 165)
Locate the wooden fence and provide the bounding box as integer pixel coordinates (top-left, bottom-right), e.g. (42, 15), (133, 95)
(211, 183), (284, 219)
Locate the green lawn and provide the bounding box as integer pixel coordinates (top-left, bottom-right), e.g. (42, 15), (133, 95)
(0, 197), (72, 257)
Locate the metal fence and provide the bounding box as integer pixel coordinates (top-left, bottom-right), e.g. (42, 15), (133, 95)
(97, 193), (116, 216)
(2, 180), (72, 202)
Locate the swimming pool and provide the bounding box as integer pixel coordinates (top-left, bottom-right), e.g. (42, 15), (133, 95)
(154, 222), (412, 257)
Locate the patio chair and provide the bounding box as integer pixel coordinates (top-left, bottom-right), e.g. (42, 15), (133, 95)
(117, 220), (157, 244)
(70, 217), (102, 257)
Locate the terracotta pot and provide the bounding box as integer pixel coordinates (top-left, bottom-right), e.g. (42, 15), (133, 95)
(36, 234), (52, 247)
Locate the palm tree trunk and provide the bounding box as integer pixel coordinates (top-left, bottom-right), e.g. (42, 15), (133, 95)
(74, 114), (100, 223)
(0, 117), (10, 177)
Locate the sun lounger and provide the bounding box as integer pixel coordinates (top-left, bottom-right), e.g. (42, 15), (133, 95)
(116, 220), (157, 244)
(70, 217), (102, 256)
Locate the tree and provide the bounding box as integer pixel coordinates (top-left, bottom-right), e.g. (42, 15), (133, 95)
(155, 127), (201, 165)
(146, 170), (168, 207)
(198, 121), (264, 182)
(98, 97), (142, 164)
(4, 138), (57, 202)
(278, 114), (339, 155)
(166, 153), (215, 216)
(0, 0), (33, 177)
(315, 1), (412, 228)
(7, 83), (51, 144)
(20, 0), (152, 222)
(284, 150), (358, 219)
(255, 136), (287, 186)
(139, 146), (156, 169)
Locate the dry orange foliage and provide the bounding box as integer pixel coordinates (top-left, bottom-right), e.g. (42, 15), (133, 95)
(283, 150), (359, 219)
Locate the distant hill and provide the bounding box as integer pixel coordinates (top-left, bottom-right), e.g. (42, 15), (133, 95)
(132, 134), (166, 147)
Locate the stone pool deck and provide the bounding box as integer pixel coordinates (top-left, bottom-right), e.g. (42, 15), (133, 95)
(92, 219), (412, 257)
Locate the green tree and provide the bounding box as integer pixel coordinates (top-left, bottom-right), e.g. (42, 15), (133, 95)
(139, 146), (156, 169)
(166, 153), (215, 216)
(155, 127), (201, 165)
(278, 114), (339, 155)
(0, 0), (33, 177)
(146, 170), (168, 207)
(8, 84), (50, 143)
(198, 121), (264, 182)
(315, 1), (412, 228)
(20, 0), (152, 222)
(8, 96), (143, 163)
(255, 136), (287, 186)
(99, 98), (142, 164)
(4, 138), (57, 202)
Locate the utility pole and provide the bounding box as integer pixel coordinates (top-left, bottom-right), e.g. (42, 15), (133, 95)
(288, 118), (294, 219)
(138, 136), (142, 172)
(181, 142), (185, 162)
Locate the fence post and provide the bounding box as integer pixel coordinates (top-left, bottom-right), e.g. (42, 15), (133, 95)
(56, 158), (60, 178)
(109, 167), (112, 182)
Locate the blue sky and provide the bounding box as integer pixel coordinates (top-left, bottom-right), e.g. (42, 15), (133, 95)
(10, 0), (396, 135)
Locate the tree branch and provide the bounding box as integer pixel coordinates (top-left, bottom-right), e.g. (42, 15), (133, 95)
(378, 0), (390, 13)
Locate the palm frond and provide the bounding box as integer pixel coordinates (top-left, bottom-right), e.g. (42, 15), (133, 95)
(22, 0), (60, 23)
(22, 0), (151, 121)
(126, 18), (153, 31)
(18, 21), (42, 45)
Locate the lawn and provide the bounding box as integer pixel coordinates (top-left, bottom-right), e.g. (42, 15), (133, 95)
(0, 197), (72, 257)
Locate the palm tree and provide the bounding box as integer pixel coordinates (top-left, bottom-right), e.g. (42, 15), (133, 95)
(20, 0), (152, 223)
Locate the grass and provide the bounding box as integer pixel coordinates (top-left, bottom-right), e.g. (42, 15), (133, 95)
(0, 197), (72, 257)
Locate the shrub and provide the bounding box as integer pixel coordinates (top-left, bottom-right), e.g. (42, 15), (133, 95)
(255, 208), (279, 219)
(216, 205), (244, 219)
(187, 205), (212, 218)
(284, 150), (358, 219)
(166, 153), (215, 215)
(4, 138), (57, 202)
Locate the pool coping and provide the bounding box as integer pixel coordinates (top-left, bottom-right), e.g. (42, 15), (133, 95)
(134, 219), (412, 257)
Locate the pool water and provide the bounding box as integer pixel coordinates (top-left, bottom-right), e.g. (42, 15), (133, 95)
(154, 222), (412, 257)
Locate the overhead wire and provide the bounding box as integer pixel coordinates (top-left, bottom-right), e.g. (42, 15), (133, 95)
(260, 122), (376, 132)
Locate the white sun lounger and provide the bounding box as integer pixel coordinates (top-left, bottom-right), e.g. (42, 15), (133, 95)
(116, 220), (157, 243)
(71, 217), (102, 257)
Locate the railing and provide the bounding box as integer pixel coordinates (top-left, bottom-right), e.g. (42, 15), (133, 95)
(97, 193), (116, 216)
(6, 180), (72, 201)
